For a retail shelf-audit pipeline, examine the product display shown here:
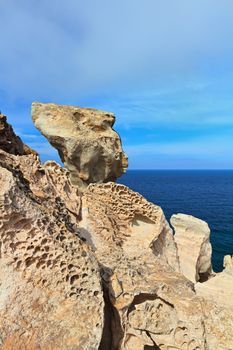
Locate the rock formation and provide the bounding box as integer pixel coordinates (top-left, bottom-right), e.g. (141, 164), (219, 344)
(81, 184), (204, 349)
(31, 102), (128, 189)
(0, 109), (232, 350)
(224, 254), (233, 268)
(171, 214), (212, 283)
(0, 113), (37, 156)
(0, 126), (104, 349)
(196, 254), (233, 307)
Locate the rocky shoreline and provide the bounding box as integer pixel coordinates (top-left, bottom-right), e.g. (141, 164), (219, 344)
(0, 103), (232, 349)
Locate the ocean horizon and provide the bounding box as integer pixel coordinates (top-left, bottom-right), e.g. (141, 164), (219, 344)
(118, 169), (233, 272)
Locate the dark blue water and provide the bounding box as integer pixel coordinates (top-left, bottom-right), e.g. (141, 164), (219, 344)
(118, 170), (233, 272)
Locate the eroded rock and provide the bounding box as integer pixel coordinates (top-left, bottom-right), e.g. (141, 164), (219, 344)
(0, 111), (233, 350)
(0, 119), (104, 349)
(196, 254), (233, 308)
(171, 213), (212, 283)
(224, 254), (233, 269)
(79, 183), (209, 349)
(0, 113), (37, 156)
(31, 102), (128, 189)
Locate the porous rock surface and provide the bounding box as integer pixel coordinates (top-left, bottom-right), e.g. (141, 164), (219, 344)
(0, 112), (233, 350)
(80, 184), (233, 350)
(31, 102), (128, 189)
(171, 214), (212, 283)
(0, 124), (104, 349)
(81, 184), (204, 349)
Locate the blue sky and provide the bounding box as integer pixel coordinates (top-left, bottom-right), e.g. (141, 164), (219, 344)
(1, 0), (233, 169)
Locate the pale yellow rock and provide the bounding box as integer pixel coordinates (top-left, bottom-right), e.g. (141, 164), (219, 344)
(0, 146), (104, 349)
(1, 109), (233, 350)
(31, 102), (128, 189)
(224, 254), (233, 269)
(80, 183), (209, 349)
(196, 254), (233, 308)
(171, 213), (212, 283)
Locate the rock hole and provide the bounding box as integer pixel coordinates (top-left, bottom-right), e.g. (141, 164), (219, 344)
(70, 275), (79, 285)
(25, 257), (35, 267)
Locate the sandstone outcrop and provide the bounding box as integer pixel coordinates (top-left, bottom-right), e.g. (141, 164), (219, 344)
(80, 184), (233, 349)
(0, 119), (104, 349)
(171, 214), (212, 283)
(31, 102), (128, 189)
(224, 254), (233, 269)
(0, 109), (232, 350)
(196, 254), (233, 307)
(0, 113), (37, 156)
(80, 184), (205, 349)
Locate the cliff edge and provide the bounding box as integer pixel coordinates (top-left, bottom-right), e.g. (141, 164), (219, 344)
(0, 105), (232, 350)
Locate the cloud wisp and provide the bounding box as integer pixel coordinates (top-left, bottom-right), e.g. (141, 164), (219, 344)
(0, 1), (233, 168)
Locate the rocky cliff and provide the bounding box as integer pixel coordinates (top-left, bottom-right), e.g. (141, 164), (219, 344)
(0, 106), (232, 350)
(31, 103), (128, 189)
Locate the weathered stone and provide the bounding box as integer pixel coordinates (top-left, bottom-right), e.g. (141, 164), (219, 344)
(224, 254), (233, 269)
(196, 254), (233, 307)
(0, 113), (37, 156)
(171, 213), (212, 283)
(79, 183), (208, 349)
(0, 148), (104, 349)
(31, 102), (128, 189)
(0, 109), (233, 350)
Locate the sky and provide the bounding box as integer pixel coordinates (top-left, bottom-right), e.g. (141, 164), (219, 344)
(1, 0), (233, 169)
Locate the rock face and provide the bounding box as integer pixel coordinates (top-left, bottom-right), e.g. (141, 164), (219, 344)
(80, 184), (233, 350)
(0, 109), (233, 350)
(80, 184), (205, 349)
(224, 254), (233, 268)
(196, 254), (233, 307)
(0, 118), (104, 349)
(0, 113), (37, 156)
(31, 102), (128, 189)
(171, 214), (212, 283)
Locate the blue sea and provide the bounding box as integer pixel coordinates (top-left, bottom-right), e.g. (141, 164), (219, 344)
(118, 170), (233, 272)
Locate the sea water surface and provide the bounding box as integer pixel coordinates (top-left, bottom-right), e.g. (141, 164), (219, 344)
(118, 170), (233, 272)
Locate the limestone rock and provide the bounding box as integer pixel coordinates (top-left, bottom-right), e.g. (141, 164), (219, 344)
(80, 183), (180, 271)
(80, 185), (233, 349)
(224, 254), (233, 269)
(171, 213), (212, 283)
(198, 301), (233, 350)
(1, 109), (233, 350)
(195, 258), (233, 350)
(31, 102), (128, 189)
(0, 149), (104, 349)
(196, 254), (233, 307)
(0, 113), (37, 156)
(79, 183), (209, 349)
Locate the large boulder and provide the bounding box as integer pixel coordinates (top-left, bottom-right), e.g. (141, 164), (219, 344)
(171, 213), (212, 283)
(31, 102), (128, 189)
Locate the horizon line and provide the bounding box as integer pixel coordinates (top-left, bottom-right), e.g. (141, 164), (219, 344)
(125, 168), (233, 171)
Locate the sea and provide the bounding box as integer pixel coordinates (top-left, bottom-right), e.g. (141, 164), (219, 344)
(118, 170), (233, 272)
